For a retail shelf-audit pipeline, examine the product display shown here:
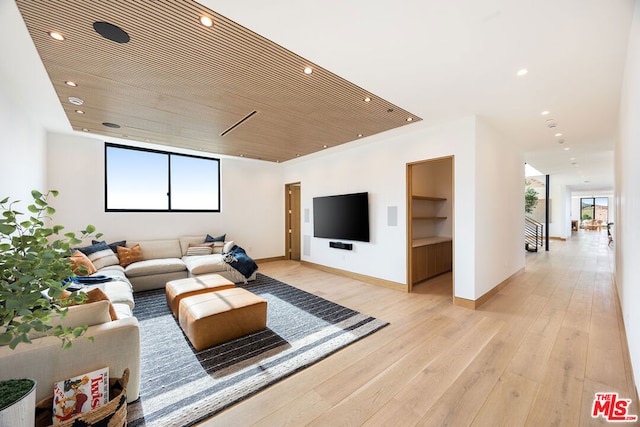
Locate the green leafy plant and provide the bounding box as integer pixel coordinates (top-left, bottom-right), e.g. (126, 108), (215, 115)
(0, 190), (102, 349)
(524, 183), (539, 214)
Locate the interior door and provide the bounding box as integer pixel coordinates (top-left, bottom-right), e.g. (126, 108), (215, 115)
(286, 183), (301, 260)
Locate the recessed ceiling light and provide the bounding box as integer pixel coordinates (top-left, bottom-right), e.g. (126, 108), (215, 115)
(74, 110), (84, 114)
(304, 67), (313, 75)
(296, 154), (301, 157)
(357, 134), (363, 138)
(48, 31), (65, 41)
(323, 145), (328, 149)
(81, 128), (89, 132)
(555, 133), (563, 137)
(541, 111), (550, 116)
(240, 154), (245, 157)
(200, 16), (214, 27)
(570, 157), (576, 161)
(406, 117), (413, 122)
(68, 96), (83, 105)
(563, 147), (570, 151)
(65, 81), (78, 87)
(517, 68), (528, 76)
(364, 97), (371, 102)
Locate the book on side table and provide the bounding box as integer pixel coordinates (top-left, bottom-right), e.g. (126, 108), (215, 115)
(52, 367), (109, 424)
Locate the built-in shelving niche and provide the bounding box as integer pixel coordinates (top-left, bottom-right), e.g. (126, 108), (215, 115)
(407, 156), (453, 294)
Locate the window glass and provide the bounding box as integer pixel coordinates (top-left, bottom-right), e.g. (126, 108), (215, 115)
(105, 143), (220, 212)
(170, 155), (220, 210)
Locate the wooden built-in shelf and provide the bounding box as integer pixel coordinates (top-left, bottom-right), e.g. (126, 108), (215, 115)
(412, 236), (453, 247)
(412, 195), (447, 201)
(413, 216), (447, 220)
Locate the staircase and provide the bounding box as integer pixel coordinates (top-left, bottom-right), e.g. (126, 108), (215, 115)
(525, 216), (544, 252)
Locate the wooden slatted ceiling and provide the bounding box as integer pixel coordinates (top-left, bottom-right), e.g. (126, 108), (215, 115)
(16, 0), (421, 162)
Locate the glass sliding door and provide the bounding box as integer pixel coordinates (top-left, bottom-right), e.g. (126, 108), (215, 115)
(580, 198), (595, 222)
(580, 197), (609, 230)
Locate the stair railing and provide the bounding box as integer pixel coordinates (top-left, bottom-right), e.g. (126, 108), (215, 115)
(525, 216), (544, 252)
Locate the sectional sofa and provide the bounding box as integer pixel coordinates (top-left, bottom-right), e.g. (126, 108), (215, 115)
(0, 234), (258, 405)
(112, 235), (257, 292)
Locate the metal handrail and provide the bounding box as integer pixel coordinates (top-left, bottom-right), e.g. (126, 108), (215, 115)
(525, 216), (544, 252)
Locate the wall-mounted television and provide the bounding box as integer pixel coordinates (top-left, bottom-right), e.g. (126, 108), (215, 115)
(313, 192), (370, 242)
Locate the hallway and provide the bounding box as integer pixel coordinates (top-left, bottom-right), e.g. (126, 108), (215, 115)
(204, 229), (637, 426)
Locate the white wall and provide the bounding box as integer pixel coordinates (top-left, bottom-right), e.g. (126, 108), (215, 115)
(0, 83), (47, 205)
(282, 115), (524, 300)
(548, 183), (570, 239)
(616, 0), (640, 396)
(46, 132), (284, 260)
(474, 119), (526, 297)
(283, 117), (476, 295)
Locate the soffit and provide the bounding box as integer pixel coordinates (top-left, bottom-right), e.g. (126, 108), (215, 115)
(15, 0), (420, 162)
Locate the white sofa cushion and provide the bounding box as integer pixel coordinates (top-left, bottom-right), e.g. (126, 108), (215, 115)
(129, 239), (183, 260)
(125, 258), (186, 277)
(98, 264), (126, 275)
(112, 302), (133, 319)
(103, 281), (134, 308)
(56, 300), (112, 329)
(182, 254), (228, 275)
(83, 280), (134, 311)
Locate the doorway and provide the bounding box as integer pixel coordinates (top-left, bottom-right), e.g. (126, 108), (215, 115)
(407, 157), (454, 296)
(285, 183), (301, 260)
(580, 197), (609, 228)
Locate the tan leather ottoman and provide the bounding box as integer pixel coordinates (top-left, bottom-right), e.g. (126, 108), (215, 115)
(178, 288), (268, 351)
(166, 274), (235, 317)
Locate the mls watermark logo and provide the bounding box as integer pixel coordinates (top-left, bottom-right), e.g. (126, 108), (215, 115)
(592, 392), (638, 422)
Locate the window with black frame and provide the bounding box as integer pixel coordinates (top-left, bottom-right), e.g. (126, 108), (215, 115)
(105, 143), (220, 212)
(580, 197), (608, 229)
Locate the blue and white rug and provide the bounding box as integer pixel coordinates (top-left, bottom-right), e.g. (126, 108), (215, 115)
(127, 273), (389, 426)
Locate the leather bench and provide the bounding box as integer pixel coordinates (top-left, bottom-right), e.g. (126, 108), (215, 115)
(165, 274), (235, 317)
(178, 288), (268, 351)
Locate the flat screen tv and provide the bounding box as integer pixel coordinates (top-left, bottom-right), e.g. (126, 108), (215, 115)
(313, 192), (370, 242)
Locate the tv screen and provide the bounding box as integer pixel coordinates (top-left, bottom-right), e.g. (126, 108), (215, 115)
(313, 192), (370, 242)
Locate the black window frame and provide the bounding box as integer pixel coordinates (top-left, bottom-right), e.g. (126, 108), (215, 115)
(580, 196), (609, 223)
(104, 142), (221, 213)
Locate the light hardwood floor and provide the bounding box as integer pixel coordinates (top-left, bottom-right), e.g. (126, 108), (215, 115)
(199, 231), (638, 426)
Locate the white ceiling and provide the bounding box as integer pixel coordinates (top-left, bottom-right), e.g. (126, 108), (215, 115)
(2, 0), (635, 191)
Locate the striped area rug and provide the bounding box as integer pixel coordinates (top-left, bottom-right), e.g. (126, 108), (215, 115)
(127, 273), (389, 426)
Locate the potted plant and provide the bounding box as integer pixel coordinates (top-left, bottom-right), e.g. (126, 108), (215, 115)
(0, 190), (101, 421)
(0, 189), (101, 349)
(0, 378), (37, 425)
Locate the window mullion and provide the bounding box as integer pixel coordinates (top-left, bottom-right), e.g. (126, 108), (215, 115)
(167, 154), (172, 210)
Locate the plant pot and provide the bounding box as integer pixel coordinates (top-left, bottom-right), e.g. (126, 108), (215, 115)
(0, 378), (37, 426)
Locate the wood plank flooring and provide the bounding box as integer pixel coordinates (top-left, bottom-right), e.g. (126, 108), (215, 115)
(197, 231), (638, 426)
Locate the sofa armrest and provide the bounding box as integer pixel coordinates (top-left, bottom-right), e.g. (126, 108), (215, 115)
(0, 317), (141, 403)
